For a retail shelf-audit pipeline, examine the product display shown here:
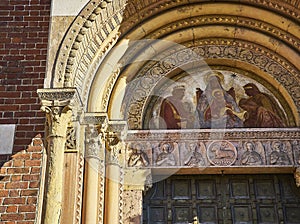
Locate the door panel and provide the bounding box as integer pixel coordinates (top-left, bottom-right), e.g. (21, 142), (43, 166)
(143, 174), (300, 224)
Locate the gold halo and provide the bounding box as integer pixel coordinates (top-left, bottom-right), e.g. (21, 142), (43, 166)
(204, 71), (225, 85)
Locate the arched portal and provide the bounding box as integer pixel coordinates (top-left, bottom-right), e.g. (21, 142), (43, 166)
(40, 0), (300, 223)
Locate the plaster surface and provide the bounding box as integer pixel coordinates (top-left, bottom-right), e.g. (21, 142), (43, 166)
(0, 124), (15, 154)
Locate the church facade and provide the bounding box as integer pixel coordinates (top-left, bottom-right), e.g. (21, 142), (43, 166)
(1, 0), (300, 223)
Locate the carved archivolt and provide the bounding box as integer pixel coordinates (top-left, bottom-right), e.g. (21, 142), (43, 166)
(52, 0), (123, 87)
(120, 0), (300, 34)
(51, 0), (300, 98)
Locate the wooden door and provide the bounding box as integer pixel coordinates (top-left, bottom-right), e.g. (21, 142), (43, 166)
(143, 174), (300, 223)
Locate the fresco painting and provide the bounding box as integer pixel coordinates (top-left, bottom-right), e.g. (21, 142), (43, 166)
(156, 71), (287, 129)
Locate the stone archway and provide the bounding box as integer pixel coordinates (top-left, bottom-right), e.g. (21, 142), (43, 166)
(40, 0), (300, 223)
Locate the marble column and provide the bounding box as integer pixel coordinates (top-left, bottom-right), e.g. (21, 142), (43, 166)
(82, 114), (107, 224)
(38, 88), (78, 224)
(104, 122), (127, 224)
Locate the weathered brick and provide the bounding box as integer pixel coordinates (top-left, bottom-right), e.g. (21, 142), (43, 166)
(30, 168), (41, 174)
(24, 212), (36, 220)
(6, 182), (28, 190)
(0, 206), (6, 213)
(24, 160), (41, 167)
(26, 197), (37, 205)
(7, 168), (30, 174)
(22, 174), (39, 181)
(13, 160), (24, 167)
(17, 221), (35, 224)
(28, 181), (39, 188)
(18, 205), (36, 212)
(31, 153), (42, 160)
(9, 190), (20, 197)
(3, 197), (26, 205)
(1, 213), (25, 221)
(0, 190), (9, 197)
(6, 205), (18, 213)
(20, 189), (37, 196)
(11, 175), (22, 181)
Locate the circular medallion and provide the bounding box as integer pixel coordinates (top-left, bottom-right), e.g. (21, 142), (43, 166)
(207, 140), (237, 166)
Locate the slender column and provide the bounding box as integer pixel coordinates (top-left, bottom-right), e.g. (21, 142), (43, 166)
(104, 122), (127, 224)
(38, 88), (78, 224)
(82, 114), (107, 224)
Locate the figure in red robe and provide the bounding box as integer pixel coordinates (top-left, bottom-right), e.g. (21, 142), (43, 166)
(160, 85), (193, 129)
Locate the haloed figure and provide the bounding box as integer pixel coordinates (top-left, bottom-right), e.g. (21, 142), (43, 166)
(239, 98), (285, 128)
(242, 83), (287, 126)
(197, 72), (243, 128)
(160, 85), (194, 129)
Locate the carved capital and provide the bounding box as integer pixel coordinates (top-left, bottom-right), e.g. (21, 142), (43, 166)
(83, 113), (109, 160)
(38, 88), (79, 139)
(83, 112), (108, 134)
(106, 121), (127, 165)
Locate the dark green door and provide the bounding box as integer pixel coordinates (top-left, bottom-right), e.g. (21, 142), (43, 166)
(143, 174), (300, 224)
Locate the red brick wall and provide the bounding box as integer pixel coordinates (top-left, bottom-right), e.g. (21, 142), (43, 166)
(0, 0), (51, 222)
(0, 0), (50, 150)
(0, 135), (44, 223)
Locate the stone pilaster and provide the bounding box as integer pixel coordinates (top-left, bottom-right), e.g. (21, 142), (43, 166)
(123, 169), (151, 224)
(82, 113), (108, 224)
(37, 88), (78, 224)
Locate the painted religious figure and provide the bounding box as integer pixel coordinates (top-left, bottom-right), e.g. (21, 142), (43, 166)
(238, 83), (286, 128)
(157, 70), (287, 129)
(196, 72), (244, 128)
(160, 85), (194, 129)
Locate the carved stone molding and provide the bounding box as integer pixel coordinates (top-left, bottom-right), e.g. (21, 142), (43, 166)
(51, 0), (122, 87)
(121, 0), (300, 34)
(83, 112), (108, 158)
(65, 126), (77, 152)
(82, 113), (108, 224)
(124, 128), (300, 170)
(146, 15), (299, 51)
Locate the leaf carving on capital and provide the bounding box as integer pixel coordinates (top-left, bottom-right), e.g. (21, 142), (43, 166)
(42, 105), (73, 138)
(85, 125), (103, 159)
